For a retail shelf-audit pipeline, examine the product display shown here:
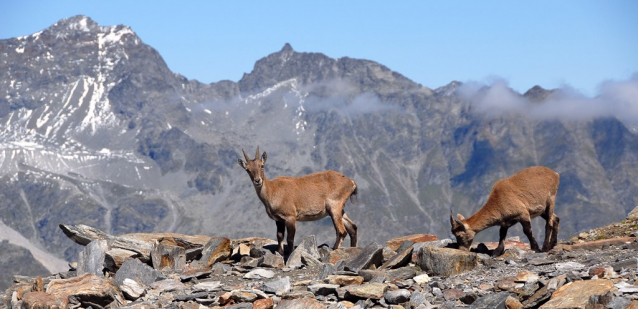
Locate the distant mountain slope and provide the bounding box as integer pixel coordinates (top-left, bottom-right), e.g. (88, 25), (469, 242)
(0, 240), (50, 291)
(1, 16), (637, 287)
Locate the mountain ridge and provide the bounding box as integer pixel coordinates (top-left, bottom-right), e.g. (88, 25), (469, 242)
(1, 16), (637, 289)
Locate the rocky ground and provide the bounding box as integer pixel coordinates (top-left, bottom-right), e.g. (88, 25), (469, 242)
(3, 208), (638, 309)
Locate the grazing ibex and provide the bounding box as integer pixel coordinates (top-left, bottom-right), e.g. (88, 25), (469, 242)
(238, 147), (358, 256)
(450, 166), (560, 256)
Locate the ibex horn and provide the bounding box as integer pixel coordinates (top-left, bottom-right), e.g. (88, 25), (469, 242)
(242, 149), (250, 162)
(256, 146), (260, 160)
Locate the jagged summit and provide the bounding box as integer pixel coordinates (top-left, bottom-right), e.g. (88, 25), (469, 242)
(50, 15), (101, 33)
(280, 42), (294, 53)
(524, 84), (555, 102)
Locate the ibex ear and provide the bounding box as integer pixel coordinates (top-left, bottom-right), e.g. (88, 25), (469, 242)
(456, 213), (466, 221)
(238, 159), (247, 170)
(450, 212), (466, 231)
(261, 152), (267, 164)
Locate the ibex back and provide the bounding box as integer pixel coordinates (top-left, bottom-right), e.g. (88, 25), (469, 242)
(238, 147), (358, 256)
(451, 166), (560, 256)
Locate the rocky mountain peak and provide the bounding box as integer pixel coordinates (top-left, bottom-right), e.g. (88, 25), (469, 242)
(49, 15), (101, 34)
(523, 85), (555, 102)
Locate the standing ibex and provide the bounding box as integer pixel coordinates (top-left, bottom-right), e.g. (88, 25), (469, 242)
(238, 147), (358, 256)
(450, 166), (560, 256)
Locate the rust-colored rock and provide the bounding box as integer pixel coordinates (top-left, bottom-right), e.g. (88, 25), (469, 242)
(20, 291), (68, 309)
(254, 297), (275, 309)
(385, 234), (438, 251)
(46, 273), (126, 307)
(277, 297), (326, 309)
(325, 275), (364, 286)
(105, 248), (139, 271)
(540, 279), (616, 309)
(562, 237), (637, 251)
(380, 247), (413, 269)
(344, 282), (388, 300)
(151, 240), (186, 270)
(325, 247), (363, 264)
(198, 237), (231, 268)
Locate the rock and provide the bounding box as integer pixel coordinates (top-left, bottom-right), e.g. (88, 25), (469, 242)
(104, 248), (139, 272)
(384, 289), (411, 304)
(387, 267), (417, 281)
(233, 243), (252, 258)
(358, 269), (386, 283)
(443, 288), (465, 301)
(514, 270), (539, 283)
(297, 235), (321, 259)
(278, 297), (326, 308)
(554, 261), (586, 272)
(262, 276), (291, 294)
(344, 282), (388, 300)
(178, 265), (212, 281)
(286, 236), (321, 268)
(568, 237), (637, 251)
(409, 290), (427, 307)
(612, 258), (638, 272)
(231, 290), (259, 302)
(244, 268), (275, 279)
(77, 239), (110, 276)
(149, 278), (187, 293)
(415, 246), (478, 277)
(226, 303), (254, 309)
(380, 247), (413, 269)
(301, 251), (323, 267)
(589, 266), (615, 278)
(151, 240), (186, 270)
(385, 234), (438, 251)
(540, 279), (615, 308)
(259, 251), (285, 269)
(325, 275), (364, 286)
(46, 273), (125, 307)
(627, 206), (638, 220)
(120, 278), (146, 300)
(282, 290), (317, 299)
(320, 263), (337, 279)
(239, 256), (260, 268)
(324, 247), (363, 264)
(20, 291), (68, 309)
(343, 242), (384, 272)
(413, 273), (431, 284)
(254, 297), (275, 309)
(114, 258), (165, 287)
(192, 280), (222, 292)
(197, 236), (231, 268)
(308, 283), (340, 296)
(470, 292), (515, 309)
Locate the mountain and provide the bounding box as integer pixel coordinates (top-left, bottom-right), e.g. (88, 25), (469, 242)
(1, 15), (638, 282)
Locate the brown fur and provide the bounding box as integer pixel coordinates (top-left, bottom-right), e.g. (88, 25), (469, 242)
(450, 166), (560, 256)
(238, 147), (358, 256)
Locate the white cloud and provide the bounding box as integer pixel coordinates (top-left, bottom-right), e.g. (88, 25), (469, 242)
(459, 74), (638, 125)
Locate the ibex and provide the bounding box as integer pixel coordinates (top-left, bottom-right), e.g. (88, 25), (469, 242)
(238, 147), (358, 256)
(450, 166), (560, 256)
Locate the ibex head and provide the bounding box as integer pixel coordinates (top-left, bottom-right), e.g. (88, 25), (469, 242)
(450, 212), (475, 251)
(238, 147), (268, 188)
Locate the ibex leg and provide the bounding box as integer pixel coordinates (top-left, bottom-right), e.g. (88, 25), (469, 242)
(342, 213), (358, 247)
(493, 226), (509, 257)
(327, 207), (347, 250)
(521, 219), (541, 253)
(542, 196), (558, 252)
(543, 214), (560, 252)
(284, 220), (296, 255)
(276, 221), (285, 256)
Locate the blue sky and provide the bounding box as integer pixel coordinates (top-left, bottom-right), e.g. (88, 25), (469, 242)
(1, 1), (636, 96)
